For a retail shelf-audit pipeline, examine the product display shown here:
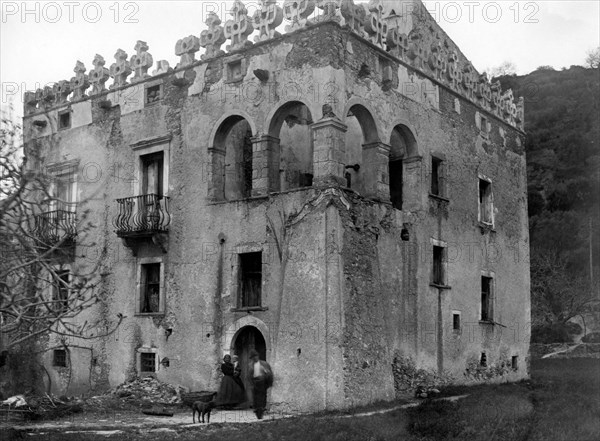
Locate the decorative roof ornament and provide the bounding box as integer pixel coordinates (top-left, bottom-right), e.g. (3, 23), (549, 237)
(109, 49), (132, 89)
(516, 97), (524, 130)
(445, 50), (461, 91)
(54, 80), (72, 104)
(386, 26), (408, 60)
(476, 73), (492, 109)
(89, 54), (110, 95)
(200, 12), (226, 60)
(461, 63), (476, 100)
(428, 41), (444, 80)
(152, 60), (172, 76)
(341, 0), (366, 37)
(175, 35), (201, 68)
(41, 85), (55, 109)
(364, 0), (387, 49)
(283, 0), (315, 32)
(70, 61), (90, 100)
(313, 0), (342, 23)
(490, 80), (502, 113)
(253, 0), (284, 42)
(130, 40), (153, 83)
(224, 0), (254, 52)
(407, 32), (426, 70)
(24, 91), (39, 115)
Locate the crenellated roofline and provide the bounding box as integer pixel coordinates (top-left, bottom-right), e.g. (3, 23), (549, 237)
(23, 0), (524, 131)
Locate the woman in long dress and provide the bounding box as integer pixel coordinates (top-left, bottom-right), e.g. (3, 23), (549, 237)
(215, 354), (246, 409)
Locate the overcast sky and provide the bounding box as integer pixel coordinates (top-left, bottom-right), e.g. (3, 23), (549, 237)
(1, 1), (599, 118)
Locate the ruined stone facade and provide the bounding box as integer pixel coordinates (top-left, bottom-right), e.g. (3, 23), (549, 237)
(22, 0), (530, 412)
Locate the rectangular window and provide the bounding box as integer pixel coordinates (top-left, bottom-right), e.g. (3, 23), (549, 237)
(432, 245), (445, 285)
(52, 269), (70, 312)
(431, 157), (443, 196)
(140, 352), (156, 373)
(141, 152), (164, 196)
(481, 276), (493, 321)
(51, 168), (77, 214)
(480, 115), (488, 135)
(58, 109), (71, 130)
(512, 356), (518, 371)
(53, 349), (67, 367)
(145, 84), (162, 105)
(240, 252), (262, 308)
(140, 263), (161, 314)
(479, 178), (493, 224)
(452, 313), (461, 332)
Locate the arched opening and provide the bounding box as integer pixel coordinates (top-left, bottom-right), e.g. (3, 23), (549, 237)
(268, 101), (314, 191)
(231, 325), (267, 405)
(213, 115), (253, 200)
(344, 104), (380, 194)
(389, 125), (417, 210)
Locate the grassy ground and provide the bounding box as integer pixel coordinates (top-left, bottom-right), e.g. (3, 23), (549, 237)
(11, 358), (600, 441)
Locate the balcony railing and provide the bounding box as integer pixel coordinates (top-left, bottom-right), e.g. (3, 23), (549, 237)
(113, 194), (171, 237)
(33, 206), (77, 246)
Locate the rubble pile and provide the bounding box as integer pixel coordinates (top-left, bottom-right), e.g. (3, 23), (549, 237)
(111, 377), (186, 405)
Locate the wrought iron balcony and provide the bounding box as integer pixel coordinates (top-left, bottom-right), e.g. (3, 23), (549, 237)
(33, 204), (77, 247)
(113, 194), (171, 238)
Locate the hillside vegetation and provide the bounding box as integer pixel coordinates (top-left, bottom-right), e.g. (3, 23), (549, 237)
(498, 66), (600, 331)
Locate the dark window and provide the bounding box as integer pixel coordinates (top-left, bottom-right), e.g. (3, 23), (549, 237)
(453, 313), (461, 331)
(480, 352), (487, 367)
(52, 270), (70, 312)
(140, 352), (156, 373)
(146, 84), (161, 105)
(299, 173), (313, 188)
(58, 110), (71, 130)
(432, 246), (444, 285)
(141, 263), (161, 313)
(141, 152), (164, 196)
(389, 159), (403, 210)
(228, 60), (243, 81)
(345, 172), (352, 189)
(240, 252), (262, 308)
(479, 179), (492, 224)
(53, 349), (67, 367)
(481, 276), (493, 321)
(512, 356), (518, 370)
(431, 157), (442, 196)
(480, 115), (488, 134)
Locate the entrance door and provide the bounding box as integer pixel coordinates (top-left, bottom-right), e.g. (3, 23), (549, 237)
(232, 326), (266, 406)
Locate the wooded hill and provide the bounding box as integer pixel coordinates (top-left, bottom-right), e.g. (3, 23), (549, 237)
(498, 66), (600, 329)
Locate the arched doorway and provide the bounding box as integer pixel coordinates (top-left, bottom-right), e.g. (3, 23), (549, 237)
(231, 325), (267, 405)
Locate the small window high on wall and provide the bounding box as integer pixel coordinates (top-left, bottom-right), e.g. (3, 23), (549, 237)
(479, 177), (493, 225)
(431, 156), (444, 197)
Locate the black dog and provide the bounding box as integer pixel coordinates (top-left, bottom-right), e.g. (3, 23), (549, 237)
(192, 400), (216, 424)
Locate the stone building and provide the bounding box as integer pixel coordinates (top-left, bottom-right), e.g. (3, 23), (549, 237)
(22, 0), (530, 412)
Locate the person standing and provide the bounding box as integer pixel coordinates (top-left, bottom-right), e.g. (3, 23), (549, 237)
(249, 349), (273, 419)
(215, 354), (245, 409)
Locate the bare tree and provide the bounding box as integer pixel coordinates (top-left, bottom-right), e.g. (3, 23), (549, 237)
(585, 47), (600, 69)
(530, 249), (596, 326)
(489, 61), (517, 78)
(0, 108), (121, 363)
